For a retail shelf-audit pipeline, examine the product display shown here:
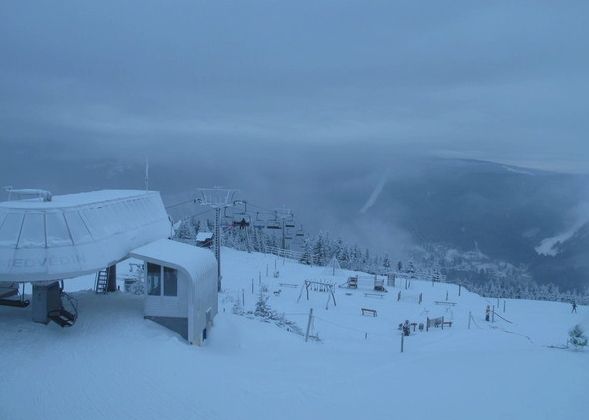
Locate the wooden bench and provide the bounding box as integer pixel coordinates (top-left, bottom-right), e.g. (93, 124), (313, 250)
(361, 308), (377, 317)
(364, 293), (384, 299)
(434, 301), (457, 306)
(442, 321), (453, 328)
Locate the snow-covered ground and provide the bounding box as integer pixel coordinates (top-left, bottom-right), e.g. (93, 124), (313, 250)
(1, 248), (587, 420)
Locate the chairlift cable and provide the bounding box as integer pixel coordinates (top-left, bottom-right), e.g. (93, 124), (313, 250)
(165, 198), (197, 210)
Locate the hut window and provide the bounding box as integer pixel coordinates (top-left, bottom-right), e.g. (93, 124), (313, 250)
(147, 263), (161, 296)
(164, 267), (178, 297)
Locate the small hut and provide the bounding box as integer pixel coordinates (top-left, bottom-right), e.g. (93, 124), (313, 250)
(130, 239), (218, 345)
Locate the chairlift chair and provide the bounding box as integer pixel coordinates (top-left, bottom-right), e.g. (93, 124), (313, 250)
(267, 210), (282, 229)
(266, 220), (282, 230)
(233, 200), (248, 215)
(253, 212), (265, 229)
(232, 215), (251, 229)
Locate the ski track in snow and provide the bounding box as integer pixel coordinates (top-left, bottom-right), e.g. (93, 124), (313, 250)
(360, 171), (388, 214)
(1, 248), (587, 420)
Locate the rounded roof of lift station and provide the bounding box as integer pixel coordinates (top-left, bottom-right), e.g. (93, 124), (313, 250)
(0, 190), (171, 282)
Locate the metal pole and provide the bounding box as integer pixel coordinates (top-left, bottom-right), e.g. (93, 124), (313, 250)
(215, 207), (221, 291)
(459, 284), (461, 296)
(251, 278), (254, 295)
(492, 305), (495, 323)
(400, 332), (404, 353)
(503, 300), (506, 313)
(281, 219), (286, 250)
(305, 308), (314, 342)
(468, 311), (471, 329)
(242, 289), (245, 306)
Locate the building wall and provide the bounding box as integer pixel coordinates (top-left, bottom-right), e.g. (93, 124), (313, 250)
(191, 263), (218, 345)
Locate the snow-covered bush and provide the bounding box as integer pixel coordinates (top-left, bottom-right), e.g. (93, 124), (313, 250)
(129, 279), (145, 295)
(568, 324), (588, 350)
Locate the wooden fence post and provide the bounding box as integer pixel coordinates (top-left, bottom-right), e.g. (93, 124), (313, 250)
(305, 308), (313, 342)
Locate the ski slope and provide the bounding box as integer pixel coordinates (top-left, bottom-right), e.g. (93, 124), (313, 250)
(0, 248), (587, 420)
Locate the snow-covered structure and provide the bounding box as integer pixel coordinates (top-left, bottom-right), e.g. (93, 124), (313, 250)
(0, 190), (171, 282)
(130, 239), (218, 345)
(0, 189), (218, 343)
(195, 231), (213, 248)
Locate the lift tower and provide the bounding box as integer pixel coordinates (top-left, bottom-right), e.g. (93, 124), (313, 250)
(196, 188), (238, 291)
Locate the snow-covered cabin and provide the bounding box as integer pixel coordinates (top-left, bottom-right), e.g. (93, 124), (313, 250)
(130, 239), (218, 345)
(195, 231), (213, 248)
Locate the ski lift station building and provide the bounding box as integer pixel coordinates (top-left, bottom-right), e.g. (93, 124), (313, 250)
(0, 189), (218, 345)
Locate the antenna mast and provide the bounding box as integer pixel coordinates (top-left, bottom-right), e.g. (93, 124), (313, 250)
(144, 157), (149, 191)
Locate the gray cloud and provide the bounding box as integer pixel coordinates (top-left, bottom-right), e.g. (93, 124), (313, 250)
(1, 1), (588, 173)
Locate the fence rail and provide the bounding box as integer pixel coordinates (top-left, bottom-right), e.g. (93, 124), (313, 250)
(266, 246), (304, 260)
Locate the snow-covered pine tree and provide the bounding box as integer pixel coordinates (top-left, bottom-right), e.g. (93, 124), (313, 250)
(569, 324), (588, 349)
(254, 288), (271, 318)
(383, 254), (391, 270)
(300, 239), (314, 265)
(313, 233), (328, 266)
(175, 218), (196, 243)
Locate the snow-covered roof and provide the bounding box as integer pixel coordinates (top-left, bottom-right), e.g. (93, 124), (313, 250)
(0, 190), (149, 210)
(196, 231), (213, 241)
(0, 190), (171, 282)
(130, 239), (216, 282)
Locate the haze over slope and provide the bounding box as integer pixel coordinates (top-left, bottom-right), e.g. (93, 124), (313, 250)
(1, 145), (587, 292)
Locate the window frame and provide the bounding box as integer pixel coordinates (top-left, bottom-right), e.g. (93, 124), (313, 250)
(146, 263), (178, 298)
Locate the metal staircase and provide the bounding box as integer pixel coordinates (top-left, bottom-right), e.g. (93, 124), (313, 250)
(95, 269), (109, 294)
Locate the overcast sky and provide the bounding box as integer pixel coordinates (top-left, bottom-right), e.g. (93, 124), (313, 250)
(1, 1), (588, 173)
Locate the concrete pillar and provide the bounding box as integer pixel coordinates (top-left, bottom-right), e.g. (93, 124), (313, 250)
(107, 264), (117, 292)
(32, 281), (61, 324)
